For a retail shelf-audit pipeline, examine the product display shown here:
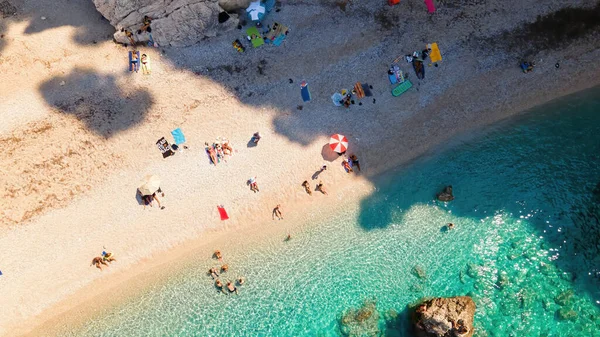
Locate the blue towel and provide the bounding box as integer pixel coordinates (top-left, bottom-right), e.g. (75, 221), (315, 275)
(171, 128), (186, 145)
(301, 85), (311, 102)
(273, 34), (286, 46)
(0, 270), (3, 276)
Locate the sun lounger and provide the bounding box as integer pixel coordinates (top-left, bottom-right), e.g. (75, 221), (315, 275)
(246, 27), (264, 48)
(354, 82), (365, 99)
(392, 80), (412, 97)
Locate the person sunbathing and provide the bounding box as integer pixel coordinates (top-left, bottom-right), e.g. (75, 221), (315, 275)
(222, 141), (233, 155)
(130, 51), (139, 73)
(342, 160), (353, 173)
(249, 177), (259, 192)
(302, 180), (312, 195)
(350, 154), (361, 171)
(140, 54), (150, 75)
(227, 281), (238, 294)
(317, 181), (328, 195)
(205, 143), (218, 165)
(91, 256), (108, 271)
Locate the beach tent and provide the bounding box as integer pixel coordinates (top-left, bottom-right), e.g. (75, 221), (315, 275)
(246, 1), (266, 22)
(138, 175), (161, 196)
(329, 134), (348, 154)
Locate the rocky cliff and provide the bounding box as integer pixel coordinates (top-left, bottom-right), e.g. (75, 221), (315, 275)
(92, 0), (244, 47)
(412, 296), (476, 337)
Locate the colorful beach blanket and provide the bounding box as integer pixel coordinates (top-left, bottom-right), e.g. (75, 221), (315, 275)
(246, 27), (264, 48)
(171, 128), (186, 145)
(265, 22), (288, 46)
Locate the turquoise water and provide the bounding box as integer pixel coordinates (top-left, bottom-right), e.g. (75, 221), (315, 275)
(63, 88), (600, 337)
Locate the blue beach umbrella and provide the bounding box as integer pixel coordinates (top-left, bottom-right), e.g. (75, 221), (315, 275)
(246, 0), (266, 22)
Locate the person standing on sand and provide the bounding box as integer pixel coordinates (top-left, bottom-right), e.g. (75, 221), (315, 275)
(350, 154), (361, 171)
(273, 204), (283, 220)
(317, 181), (328, 195)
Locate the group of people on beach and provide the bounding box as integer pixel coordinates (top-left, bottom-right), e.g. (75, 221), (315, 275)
(209, 250), (245, 295)
(205, 138), (234, 165)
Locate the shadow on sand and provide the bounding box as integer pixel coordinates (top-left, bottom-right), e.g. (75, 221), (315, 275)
(39, 68), (154, 137)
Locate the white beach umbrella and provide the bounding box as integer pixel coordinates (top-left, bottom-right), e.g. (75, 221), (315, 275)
(246, 1), (266, 21)
(138, 175), (161, 196)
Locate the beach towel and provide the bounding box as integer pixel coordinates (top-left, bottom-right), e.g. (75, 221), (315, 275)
(265, 22), (288, 46)
(424, 0), (435, 13)
(301, 81), (311, 102)
(392, 80), (413, 97)
(156, 137), (174, 158)
(354, 82), (365, 99)
(171, 128), (186, 145)
(428, 43), (442, 63)
(246, 27), (264, 48)
(217, 205), (229, 220)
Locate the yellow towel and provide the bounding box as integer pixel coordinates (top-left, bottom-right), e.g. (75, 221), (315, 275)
(428, 43), (442, 63)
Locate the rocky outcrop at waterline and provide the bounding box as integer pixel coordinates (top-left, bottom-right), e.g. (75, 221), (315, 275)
(92, 0), (240, 47)
(412, 296), (476, 337)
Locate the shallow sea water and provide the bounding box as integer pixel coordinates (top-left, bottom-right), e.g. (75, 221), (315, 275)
(63, 88), (600, 337)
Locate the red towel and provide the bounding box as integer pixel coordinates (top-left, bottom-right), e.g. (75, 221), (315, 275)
(217, 205), (229, 220)
(424, 0), (435, 13)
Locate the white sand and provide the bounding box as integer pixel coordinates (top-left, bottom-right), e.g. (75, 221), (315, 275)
(1, 0), (600, 335)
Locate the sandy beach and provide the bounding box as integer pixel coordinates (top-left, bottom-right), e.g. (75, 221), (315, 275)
(1, 0), (600, 335)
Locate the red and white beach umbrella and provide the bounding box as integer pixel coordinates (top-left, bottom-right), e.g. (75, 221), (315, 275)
(329, 134), (348, 154)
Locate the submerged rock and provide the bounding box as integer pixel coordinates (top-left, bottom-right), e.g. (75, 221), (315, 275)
(466, 263), (480, 278)
(436, 185), (454, 202)
(554, 289), (574, 306)
(340, 300), (381, 337)
(557, 307), (578, 321)
(412, 296), (476, 337)
(413, 265), (427, 279)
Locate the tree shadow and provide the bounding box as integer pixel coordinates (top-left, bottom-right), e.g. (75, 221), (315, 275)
(39, 68), (154, 138)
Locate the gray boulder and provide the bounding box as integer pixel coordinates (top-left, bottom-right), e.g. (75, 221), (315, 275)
(413, 296), (476, 337)
(92, 0), (239, 47)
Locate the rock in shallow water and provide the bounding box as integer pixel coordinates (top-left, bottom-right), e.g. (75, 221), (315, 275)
(436, 185), (454, 201)
(412, 296), (476, 337)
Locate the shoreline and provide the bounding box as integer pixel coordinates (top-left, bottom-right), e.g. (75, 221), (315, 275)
(13, 82), (600, 337)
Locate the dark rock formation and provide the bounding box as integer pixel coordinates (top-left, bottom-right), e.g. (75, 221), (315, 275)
(412, 296), (476, 337)
(436, 185), (454, 202)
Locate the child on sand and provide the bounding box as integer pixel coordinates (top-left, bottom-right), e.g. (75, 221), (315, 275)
(91, 256), (108, 271)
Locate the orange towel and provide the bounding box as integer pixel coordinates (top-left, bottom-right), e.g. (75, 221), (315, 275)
(354, 82), (365, 99)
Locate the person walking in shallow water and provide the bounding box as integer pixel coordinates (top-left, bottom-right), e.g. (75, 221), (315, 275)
(273, 204), (283, 220)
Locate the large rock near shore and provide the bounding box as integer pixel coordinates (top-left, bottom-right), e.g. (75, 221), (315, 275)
(92, 0), (239, 47)
(413, 296), (476, 337)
